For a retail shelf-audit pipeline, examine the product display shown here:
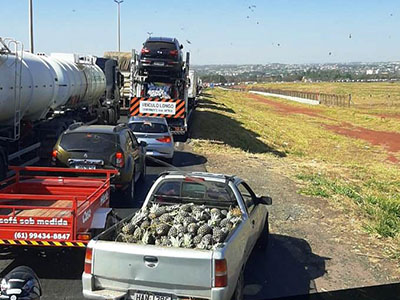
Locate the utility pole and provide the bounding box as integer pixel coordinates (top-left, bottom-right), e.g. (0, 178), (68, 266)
(114, 0), (123, 52)
(29, 0), (34, 53)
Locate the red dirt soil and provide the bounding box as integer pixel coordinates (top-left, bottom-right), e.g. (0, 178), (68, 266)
(324, 123), (400, 153)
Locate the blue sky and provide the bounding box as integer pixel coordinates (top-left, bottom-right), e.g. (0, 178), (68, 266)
(1, 0), (399, 64)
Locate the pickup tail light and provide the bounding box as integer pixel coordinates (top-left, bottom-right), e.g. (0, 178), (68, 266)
(115, 152), (124, 168)
(141, 48), (150, 54)
(214, 259), (227, 287)
(169, 50), (178, 56)
(51, 150), (58, 162)
(84, 247), (93, 274)
(156, 136), (172, 143)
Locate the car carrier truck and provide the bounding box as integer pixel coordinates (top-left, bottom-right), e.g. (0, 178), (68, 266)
(128, 48), (193, 136)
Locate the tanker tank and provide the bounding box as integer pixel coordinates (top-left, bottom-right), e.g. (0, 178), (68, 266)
(0, 47), (106, 125)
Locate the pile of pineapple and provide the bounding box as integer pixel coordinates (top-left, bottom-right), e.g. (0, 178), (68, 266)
(116, 203), (242, 250)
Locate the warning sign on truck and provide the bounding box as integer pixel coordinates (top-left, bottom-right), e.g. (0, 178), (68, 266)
(139, 101), (176, 115)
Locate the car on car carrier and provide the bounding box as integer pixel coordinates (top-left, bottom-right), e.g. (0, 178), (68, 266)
(82, 171), (271, 300)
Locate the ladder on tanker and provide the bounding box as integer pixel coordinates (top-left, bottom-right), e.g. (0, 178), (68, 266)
(0, 38), (23, 141)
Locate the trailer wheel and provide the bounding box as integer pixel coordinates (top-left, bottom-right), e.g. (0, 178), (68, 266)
(231, 269), (244, 300)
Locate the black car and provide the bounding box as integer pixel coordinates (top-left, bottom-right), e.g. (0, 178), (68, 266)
(52, 123), (146, 201)
(138, 37), (184, 79)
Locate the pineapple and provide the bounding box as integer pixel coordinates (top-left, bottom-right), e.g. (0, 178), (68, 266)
(183, 234), (193, 248)
(140, 219), (151, 230)
(183, 216), (196, 227)
(141, 230), (155, 245)
(175, 224), (186, 235)
(160, 236), (171, 247)
(201, 234), (213, 247)
(193, 234), (203, 245)
(133, 227), (143, 240)
(178, 210), (190, 218)
(187, 223), (199, 235)
(221, 209), (228, 217)
(210, 208), (221, 219)
(179, 203), (193, 213)
(169, 236), (182, 248)
(197, 223), (212, 236)
(220, 218), (233, 230)
(121, 222), (136, 234)
(155, 223), (170, 236)
(159, 213), (173, 223)
(194, 210), (210, 222)
(167, 226), (178, 238)
(207, 213), (221, 227)
(149, 203), (167, 219)
(212, 227), (227, 243)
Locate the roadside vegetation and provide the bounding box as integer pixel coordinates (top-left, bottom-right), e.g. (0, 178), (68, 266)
(190, 87), (400, 249)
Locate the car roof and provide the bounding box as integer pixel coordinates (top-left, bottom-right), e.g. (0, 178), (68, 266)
(146, 37), (176, 43)
(65, 124), (126, 135)
(128, 116), (168, 125)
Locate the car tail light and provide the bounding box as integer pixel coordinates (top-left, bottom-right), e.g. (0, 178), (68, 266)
(169, 50), (178, 56)
(115, 152), (124, 168)
(214, 259), (227, 287)
(141, 48), (150, 54)
(156, 136), (171, 143)
(84, 246), (93, 274)
(51, 150), (58, 162)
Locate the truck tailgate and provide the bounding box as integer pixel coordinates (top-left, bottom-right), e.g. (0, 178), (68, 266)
(93, 241), (213, 294)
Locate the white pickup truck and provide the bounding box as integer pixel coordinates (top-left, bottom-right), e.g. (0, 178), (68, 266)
(82, 171), (271, 300)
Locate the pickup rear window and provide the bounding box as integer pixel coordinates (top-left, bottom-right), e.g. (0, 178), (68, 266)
(129, 122), (168, 134)
(153, 179), (234, 204)
(60, 132), (117, 153)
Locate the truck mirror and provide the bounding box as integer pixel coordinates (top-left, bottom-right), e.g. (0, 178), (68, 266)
(180, 44), (183, 49)
(140, 141), (148, 147)
(258, 196), (272, 205)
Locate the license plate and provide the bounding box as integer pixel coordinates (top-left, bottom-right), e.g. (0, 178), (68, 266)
(154, 62), (164, 66)
(132, 292), (171, 300)
(75, 164), (96, 170)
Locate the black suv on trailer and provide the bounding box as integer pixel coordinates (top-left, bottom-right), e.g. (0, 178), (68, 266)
(138, 37), (184, 78)
(52, 124), (146, 201)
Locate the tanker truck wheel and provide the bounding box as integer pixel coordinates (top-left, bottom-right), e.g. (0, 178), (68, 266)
(108, 108), (116, 125)
(0, 155), (6, 181)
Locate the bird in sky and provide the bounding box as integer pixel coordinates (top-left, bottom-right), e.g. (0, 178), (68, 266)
(349, 33), (352, 39)
(186, 40), (192, 44)
(147, 32), (153, 36)
(329, 52), (332, 55)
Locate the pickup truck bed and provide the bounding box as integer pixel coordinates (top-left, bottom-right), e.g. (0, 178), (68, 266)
(83, 171), (271, 300)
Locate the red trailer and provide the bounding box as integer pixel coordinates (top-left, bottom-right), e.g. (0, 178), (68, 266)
(0, 166), (117, 248)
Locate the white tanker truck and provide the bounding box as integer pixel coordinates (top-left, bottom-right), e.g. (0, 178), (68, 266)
(0, 37), (122, 179)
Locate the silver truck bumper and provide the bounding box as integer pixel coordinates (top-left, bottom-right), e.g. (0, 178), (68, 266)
(82, 273), (127, 300)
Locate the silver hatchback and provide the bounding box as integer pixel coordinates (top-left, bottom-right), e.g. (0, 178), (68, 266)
(128, 116), (174, 163)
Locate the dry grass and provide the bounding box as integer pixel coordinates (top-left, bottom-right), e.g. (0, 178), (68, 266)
(247, 82), (400, 110)
(190, 88), (400, 243)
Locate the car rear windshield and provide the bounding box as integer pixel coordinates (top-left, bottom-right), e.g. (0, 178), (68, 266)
(129, 122), (168, 133)
(152, 179), (235, 205)
(59, 132), (117, 153)
(145, 42), (176, 51)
